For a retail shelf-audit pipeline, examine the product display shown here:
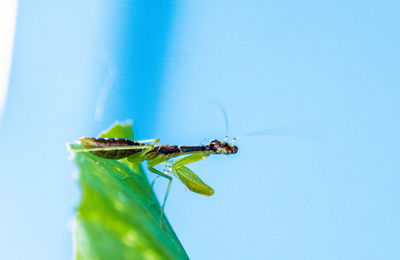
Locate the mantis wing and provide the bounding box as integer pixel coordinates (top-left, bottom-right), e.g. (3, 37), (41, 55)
(174, 166), (214, 196)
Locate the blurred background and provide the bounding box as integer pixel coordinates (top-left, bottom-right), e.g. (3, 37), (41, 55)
(1, 1), (400, 259)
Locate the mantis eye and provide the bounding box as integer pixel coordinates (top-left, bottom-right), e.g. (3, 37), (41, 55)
(209, 139), (221, 150)
(231, 146), (238, 154)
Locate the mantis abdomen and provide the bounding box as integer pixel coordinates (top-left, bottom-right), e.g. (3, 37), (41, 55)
(79, 137), (147, 159)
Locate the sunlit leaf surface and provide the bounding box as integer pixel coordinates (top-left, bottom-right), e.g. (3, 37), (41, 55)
(69, 123), (189, 260)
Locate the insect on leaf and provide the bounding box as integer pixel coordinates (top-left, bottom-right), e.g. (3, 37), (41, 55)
(69, 123), (189, 260)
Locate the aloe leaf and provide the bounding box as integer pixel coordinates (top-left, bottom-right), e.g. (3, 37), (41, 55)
(69, 123), (189, 260)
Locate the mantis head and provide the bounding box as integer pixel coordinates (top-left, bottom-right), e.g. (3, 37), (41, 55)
(208, 139), (238, 154)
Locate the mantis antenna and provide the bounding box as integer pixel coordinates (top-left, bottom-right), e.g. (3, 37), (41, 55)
(211, 102), (230, 143)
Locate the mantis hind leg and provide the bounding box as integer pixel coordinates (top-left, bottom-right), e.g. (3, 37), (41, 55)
(147, 165), (172, 227)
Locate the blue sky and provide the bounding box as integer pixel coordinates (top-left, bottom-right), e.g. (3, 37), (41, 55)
(1, 1), (399, 259)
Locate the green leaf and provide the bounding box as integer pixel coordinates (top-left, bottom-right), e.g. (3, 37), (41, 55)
(69, 123), (189, 260)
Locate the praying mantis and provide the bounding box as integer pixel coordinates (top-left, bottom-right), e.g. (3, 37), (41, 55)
(74, 135), (238, 223)
(71, 113), (318, 227)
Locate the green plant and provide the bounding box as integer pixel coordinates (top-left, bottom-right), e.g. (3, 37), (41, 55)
(69, 123), (189, 260)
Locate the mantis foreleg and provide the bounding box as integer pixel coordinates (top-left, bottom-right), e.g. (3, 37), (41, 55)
(171, 152), (214, 196)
